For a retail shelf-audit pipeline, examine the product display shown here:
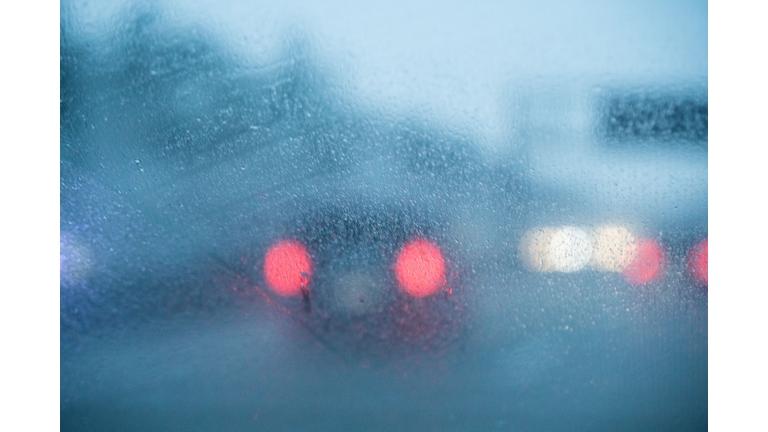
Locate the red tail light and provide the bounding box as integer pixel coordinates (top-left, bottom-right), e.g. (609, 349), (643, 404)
(686, 238), (708, 286)
(394, 238), (446, 297)
(622, 238), (667, 285)
(264, 240), (312, 296)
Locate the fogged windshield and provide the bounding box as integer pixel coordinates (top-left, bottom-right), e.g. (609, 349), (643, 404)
(61, 0), (707, 430)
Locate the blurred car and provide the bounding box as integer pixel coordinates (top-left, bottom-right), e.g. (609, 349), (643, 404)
(60, 2), (707, 431)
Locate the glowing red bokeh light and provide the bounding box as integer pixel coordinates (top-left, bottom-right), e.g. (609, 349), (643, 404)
(686, 238), (708, 286)
(264, 240), (312, 297)
(394, 238), (446, 297)
(622, 238), (666, 285)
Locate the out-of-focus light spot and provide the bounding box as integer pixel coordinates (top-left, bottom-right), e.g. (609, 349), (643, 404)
(519, 228), (558, 272)
(394, 238), (445, 297)
(328, 272), (385, 315)
(519, 227), (592, 272)
(589, 226), (637, 272)
(60, 234), (92, 286)
(622, 238), (667, 285)
(264, 240), (312, 297)
(686, 238), (708, 286)
(549, 227), (592, 272)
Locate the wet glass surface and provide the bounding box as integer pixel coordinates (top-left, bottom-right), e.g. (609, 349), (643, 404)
(60, 1), (707, 430)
